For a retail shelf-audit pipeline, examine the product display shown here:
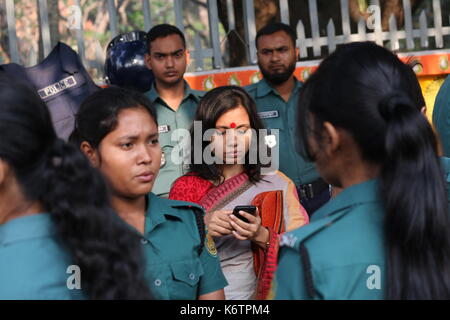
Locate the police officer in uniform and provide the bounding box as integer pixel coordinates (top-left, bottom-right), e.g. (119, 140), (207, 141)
(245, 23), (330, 215)
(0, 76), (151, 300)
(144, 24), (204, 198)
(272, 42), (450, 300)
(74, 87), (227, 299)
(138, 193), (228, 299)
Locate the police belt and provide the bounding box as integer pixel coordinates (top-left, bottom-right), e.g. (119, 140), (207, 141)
(297, 178), (329, 201)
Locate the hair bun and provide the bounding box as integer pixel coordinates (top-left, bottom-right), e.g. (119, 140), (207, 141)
(378, 92), (415, 122)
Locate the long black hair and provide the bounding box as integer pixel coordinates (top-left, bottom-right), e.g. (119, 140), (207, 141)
(298, 41), (450, 299)
(189, 85), (268, 184)
(0, 75), (151, 299)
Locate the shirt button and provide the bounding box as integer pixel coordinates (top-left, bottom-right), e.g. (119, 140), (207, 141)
(154, 279), (162, 286)
(141, 238), (148, 245)
(189, 273), (196, 280)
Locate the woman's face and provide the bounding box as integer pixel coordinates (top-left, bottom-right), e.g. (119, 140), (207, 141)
(96, 107), (161, 199)
(211, 105), (253, 165)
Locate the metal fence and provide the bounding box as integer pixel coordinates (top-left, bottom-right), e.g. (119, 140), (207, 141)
(3, 0), (450, 75)
(296, 0), (450, 58)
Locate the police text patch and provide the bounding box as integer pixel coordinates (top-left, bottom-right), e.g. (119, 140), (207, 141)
(258, 110), (279, 119)
(158, 125), (171, 133)
(38, 76), (77, 100)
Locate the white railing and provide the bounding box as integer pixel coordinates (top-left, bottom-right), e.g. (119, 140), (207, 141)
(3, 0), (450, 75)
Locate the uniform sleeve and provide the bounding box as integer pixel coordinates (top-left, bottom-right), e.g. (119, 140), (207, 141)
(197, 232), (228, 295)
(271, 245), (309, 300)
(284, 178), (309, 231)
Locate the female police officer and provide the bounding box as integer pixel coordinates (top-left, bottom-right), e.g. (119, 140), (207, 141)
(71, 86), (227, 299)
(272, 42), (450, 299)
(0, 75), (151, 299)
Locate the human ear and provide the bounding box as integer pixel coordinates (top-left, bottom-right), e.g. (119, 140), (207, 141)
(186, 50), (191, 66)
(144, 53), (152, 70)
(80, 141), (100, 168)
(322, 121), (340, 157)
(0, 159), (7, 186)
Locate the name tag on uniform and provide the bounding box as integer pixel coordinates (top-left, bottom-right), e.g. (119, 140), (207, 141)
(38, 76), (77, 100)
(258, 110), (279, 119)
(158, 125), (171, 133)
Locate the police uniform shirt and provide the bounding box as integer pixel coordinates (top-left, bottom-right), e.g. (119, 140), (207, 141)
(245, 78), (319, 187)
(272, 179), (386, 300)
(0, 214), (85, 299)
(145, 82), (204, 198)
(271, 156), (450, 300)
(140, 193), (227, 299)
(0, 194), (228, 300)
(441, 156), (450, 205)
(433, 75), (450, 157)
(0, 42), (99, 141)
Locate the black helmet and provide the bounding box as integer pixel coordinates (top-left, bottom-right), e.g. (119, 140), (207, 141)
(105, 31), (154, 92)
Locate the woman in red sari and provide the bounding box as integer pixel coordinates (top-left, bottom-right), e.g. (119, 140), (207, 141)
(169, 86), (308, 299)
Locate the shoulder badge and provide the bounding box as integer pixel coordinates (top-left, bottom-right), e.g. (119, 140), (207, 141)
(279, 233), (298, 248)
(205, 233), (218, 256)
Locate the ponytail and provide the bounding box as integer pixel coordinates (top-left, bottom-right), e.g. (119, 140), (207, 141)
(40, 139), (152, 299)
(297, 42), (450, 299)
(379, 93), (450, 299)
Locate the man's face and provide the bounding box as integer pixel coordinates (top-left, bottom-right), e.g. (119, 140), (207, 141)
(256, 30), (298, 85)
(145, 34), (188, 86)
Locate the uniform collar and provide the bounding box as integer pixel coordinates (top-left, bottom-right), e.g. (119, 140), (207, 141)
(0, 213), (55, 246)
(312, 179), (380, 221)
(255, 77), (302, 99)
(145, 193), (203, 234)
(146, 81), (201, 105)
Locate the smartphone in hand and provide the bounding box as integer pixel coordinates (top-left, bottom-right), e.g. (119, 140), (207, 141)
(232, 205), (257, 223)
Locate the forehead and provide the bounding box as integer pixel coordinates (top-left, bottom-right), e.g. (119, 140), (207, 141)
(216, 105), (250, 125)
(257, 30), (294, 49)
(111, 107), (157, 136)
(149, 34), (185, 52)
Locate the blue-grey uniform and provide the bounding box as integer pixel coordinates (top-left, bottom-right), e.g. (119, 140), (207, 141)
(0, 214), (85, 299)
(271, 157), (450, 299)
(145, 82), (204, 198)
(139, 193), (227, 299)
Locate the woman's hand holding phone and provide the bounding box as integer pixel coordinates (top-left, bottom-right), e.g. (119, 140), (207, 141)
(229, 207), (269, 247)
(205, 210), (234, 237)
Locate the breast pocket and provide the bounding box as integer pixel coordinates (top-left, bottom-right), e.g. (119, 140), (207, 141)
(169, 259), (204, 300)
(258, 111), (284, 132)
